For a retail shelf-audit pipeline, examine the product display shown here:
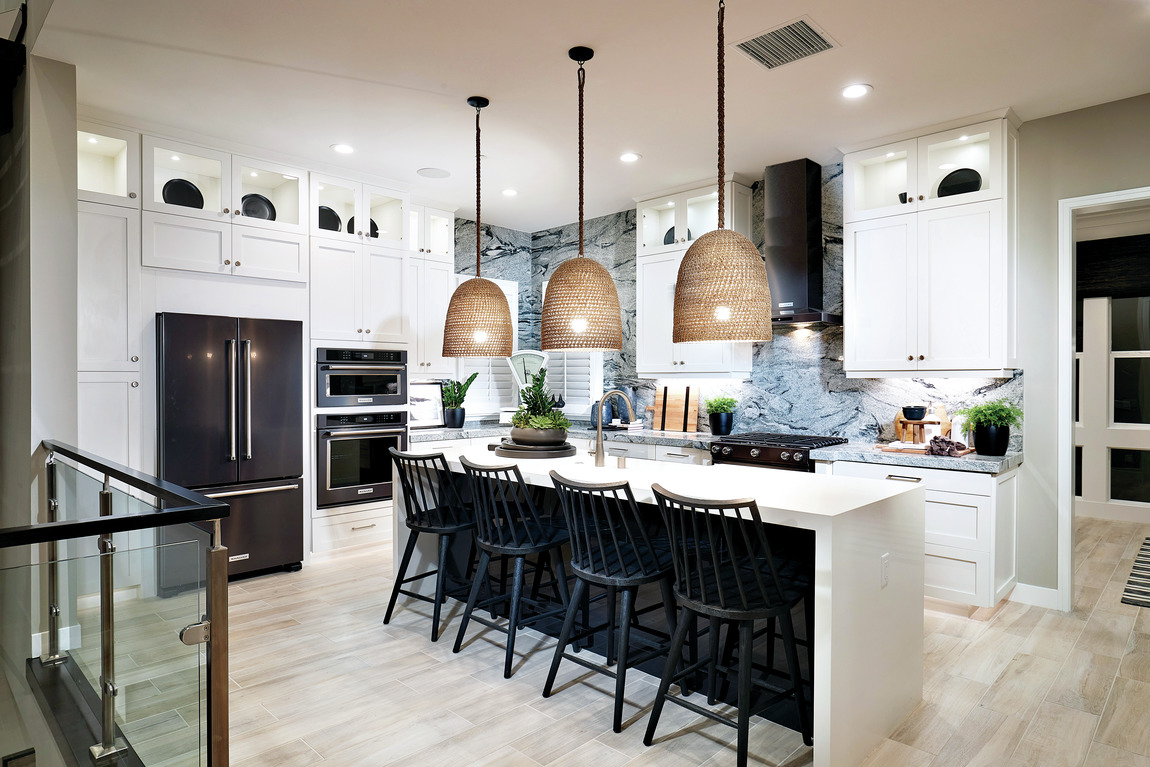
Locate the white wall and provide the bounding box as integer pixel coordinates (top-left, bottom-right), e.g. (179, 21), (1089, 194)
(1017, 92), (1150, 590)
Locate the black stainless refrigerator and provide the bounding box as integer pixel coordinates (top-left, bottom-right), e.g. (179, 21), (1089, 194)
(157, 312), (304, 582)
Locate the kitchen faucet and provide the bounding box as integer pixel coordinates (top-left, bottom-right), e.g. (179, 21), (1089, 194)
(593, 389), (636, 467)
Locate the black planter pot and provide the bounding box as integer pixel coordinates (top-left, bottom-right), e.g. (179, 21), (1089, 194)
(444, 408), (465, 429)
(709, 412), (734, 436)
(973, 424), (1010, 456)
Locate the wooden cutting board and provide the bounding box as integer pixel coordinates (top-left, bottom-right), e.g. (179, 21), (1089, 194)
(877, 443), (976, 456)
(649, 384), (699, 432)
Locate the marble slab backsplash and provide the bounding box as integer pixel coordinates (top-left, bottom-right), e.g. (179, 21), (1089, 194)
(455, 161), (1023, 448)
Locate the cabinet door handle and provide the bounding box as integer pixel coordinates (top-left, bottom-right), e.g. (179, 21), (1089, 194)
(918, 195), (924, 201)
(365, 328), (371, 333)
(129, 192), (137, 199)
(907, 355), (913, 361)
(918, 355), (925, 361)
(224, 259), (231, 265)
(131, 355), (139, 362)
(223, 208), (230, 214)
(885, 474), (922, 483)
(357, 230), (364, 236)
(234, 261), (241, 267)
(351, 523), (377, 531)
(131, 381), (139, 388)
(234, 210), (241, 216)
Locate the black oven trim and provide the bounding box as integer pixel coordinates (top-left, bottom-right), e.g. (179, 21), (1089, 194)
(315, 412), (408, 508)
(315, 347), (409, 408)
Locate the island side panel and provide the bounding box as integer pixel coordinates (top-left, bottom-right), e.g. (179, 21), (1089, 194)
(816, 485), (925, 767)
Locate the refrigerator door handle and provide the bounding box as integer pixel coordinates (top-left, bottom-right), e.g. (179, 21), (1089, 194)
(243, 339), (253, 460)
(226, 339), (237, 462)
(203, 483), (299, 499)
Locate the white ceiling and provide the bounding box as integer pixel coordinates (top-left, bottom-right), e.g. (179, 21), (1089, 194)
(34, 0), (1150, 232)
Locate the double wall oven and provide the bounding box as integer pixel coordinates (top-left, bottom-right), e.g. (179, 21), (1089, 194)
(315, 348), (409, 508)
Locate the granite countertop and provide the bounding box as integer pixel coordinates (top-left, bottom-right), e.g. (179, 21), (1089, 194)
(409, 425), (511, 442)
(410, 424), (715, 450)
(812, 442), (1023, 474)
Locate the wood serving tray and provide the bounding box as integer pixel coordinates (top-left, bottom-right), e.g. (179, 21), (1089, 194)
(876, 443), (976, 456)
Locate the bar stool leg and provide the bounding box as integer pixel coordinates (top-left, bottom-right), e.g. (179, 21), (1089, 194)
(613, 587), (636, 733)
(431, 532), (451, 642)
(737, 619), (753, 767)
(606, 585), (618, 666)
(707, 616), (722, 705)
(543, 577), (588, 698)
(644, 606), (693, 747)
(780, 610), (813, 746)
(504, 555), (527, 678)
(453, 549), (491, 653)
(384, 531), (419, 625)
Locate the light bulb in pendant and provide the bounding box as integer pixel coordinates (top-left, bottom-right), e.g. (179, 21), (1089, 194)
(570, 317), (589, 334)
(714, 305), (732, 322)
(473, 330), (488, 344)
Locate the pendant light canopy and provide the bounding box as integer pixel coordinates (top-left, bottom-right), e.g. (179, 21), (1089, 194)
(672, 0), (772, 344)
(443, 96), (514, 358)
(540, 47), (622, 352)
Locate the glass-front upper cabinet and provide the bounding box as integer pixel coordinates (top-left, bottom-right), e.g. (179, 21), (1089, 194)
(230, 156), (306, 234)
(409, 205), (455, 262)
(636, 180), (752, 255)
(842, 139), (918, 223)
(142, 136), (232, 222)
(77, 123), (140, 208)
(310, 174), (407, 248)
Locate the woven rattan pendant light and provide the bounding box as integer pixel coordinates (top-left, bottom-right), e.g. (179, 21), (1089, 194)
(672, 0), (773, 344)
(540, 47), (623, 352)
(442, 96), (514, 358)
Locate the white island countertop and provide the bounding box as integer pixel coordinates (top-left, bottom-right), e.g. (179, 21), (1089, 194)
(396, 444), (927, 767)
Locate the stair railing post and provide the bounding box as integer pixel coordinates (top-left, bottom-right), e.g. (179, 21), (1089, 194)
(42, 453), (65, 665)
(89, 475), (128, 763)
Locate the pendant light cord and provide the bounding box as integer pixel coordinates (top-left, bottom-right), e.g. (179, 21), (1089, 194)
(717, 0), (726, 230)
(475, 105), (482, 278)
(577, 62), (586, 256)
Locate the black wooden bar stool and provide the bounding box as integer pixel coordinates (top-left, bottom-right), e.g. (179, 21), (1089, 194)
(385, 448), (475, 642)
(453, 457), (572, 678)
(543, 470), (677, 733)
(645, 484), (813, 767)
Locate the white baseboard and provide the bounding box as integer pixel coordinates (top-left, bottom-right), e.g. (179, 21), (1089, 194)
(1010, 583), (1064, 610)
(1075, 500), (1150, 523)
(30, 624), (82, 658)
(76, 584), (140, 611)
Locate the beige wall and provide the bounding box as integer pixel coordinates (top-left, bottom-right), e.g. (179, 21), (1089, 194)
(1017, 92), (1150, 590)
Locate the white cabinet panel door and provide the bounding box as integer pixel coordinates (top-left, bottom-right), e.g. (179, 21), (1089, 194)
(78, 203), (141, 371)
(232, 227), (308, 283)
(918, 200), (1003, 371)
(636, 253), (678, 375)
(844, 215), (916, 371)
(78, 372), (143, 471)
(143, 211), (231, 276)
(363, 246), (409, 343)
(417, 259), (457, 377)
(310, 240), (363, 342)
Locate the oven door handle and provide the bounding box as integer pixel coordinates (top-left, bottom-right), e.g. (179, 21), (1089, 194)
(320, 364), (406, 372)
(321, 428), (407, 438)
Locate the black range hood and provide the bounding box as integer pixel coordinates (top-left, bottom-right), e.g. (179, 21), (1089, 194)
(763, 158), (842, 326)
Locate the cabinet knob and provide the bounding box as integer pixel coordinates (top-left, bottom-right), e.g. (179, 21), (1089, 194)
(357, 231), (363, 236)
(918, 354), (925, 361)
(223, 208), (230, 214)
(357, 328), (363, 333)
(918, 195), (924, 201)
(131, 381), (139, 388)
(907, 355), (913, 361)
(234, 261), (241, 266)
(234, 209), (241, 216)
(131, 355), (139, 362)
(128, 192), (137, 199)
(224, 259), (231, 265)
(365, 329), (371, 334)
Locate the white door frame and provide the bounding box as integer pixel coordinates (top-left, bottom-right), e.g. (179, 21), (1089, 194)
(1057, 185), (1150, 612)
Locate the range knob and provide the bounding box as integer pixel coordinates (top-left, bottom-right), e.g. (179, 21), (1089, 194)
(722, 447), (732, 455)
(711, 445), (721, 454)
(794, 452), (804, 461)
(780, 451), (790, 460)
(749, 448), (760, 458)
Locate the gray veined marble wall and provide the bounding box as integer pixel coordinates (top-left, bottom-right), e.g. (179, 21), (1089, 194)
(456, 162), (1023, 445)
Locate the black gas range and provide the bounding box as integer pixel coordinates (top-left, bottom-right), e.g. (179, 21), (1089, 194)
(708, 432), (848, 472)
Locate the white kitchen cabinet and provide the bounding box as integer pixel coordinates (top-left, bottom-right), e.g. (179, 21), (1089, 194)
(409, 205), (455, 262)
(312, 502), (391, 553)
(77, 123), (140, 208)
(143, 136), (232, 222)
(310, 240), (408, 343)
(407, 256), (457, 377)
(636, 250), (752, 378)
(143, 211), (307, 283)
(78, 203), (141, 371)
(78, 372), (145, 472)
(654, 445), (711, 465)
(311, 173), (408, 249)
(635, 179), (752, 256)
(231, 227), (309, 283)
(830, 461), (1017, 608)
(230, 155), (306, 234)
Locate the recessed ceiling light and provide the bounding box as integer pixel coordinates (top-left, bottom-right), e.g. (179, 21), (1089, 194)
(959, 135), (969, 141)
(841, 83), (872, 99)
(249, 171), (258, 177)
(502, 189), (518, 197)
(330, 143), (355, 154)
(620, 152), (641, 163)
(170, 155), (180, 161)
(417, 167), (451, 179)
(939, 163), (958, 170)
(667, 201), (675, 207)
(87, 137), (98, 144)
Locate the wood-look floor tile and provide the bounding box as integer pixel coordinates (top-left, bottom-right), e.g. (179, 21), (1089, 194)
(859, 738), (934, 767)
(1097, 675), (1150, 757)
(1101, 578), (1142, 618)
(1045, 647), (1121, 714)
(234, 738), (323, 767)
(1077, 609), (1137, 658)
(890, 673), (988, 754)
(928, 710), (1029, 767)
(979, 653), (1061, 720)
(993, 602), (1047, 638)
(546, 738), (632, 767)
(1019, 611), (1088, 662)
(1077, 557), (1119, 589)
(948, 629), (1026, 685)
(1074, 584), (1104, 617)
(1084, 741), (1150, 767)
(1008, 701), (1098, 767)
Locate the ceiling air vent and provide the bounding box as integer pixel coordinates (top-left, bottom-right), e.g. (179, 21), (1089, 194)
(735, 18), (836, 70)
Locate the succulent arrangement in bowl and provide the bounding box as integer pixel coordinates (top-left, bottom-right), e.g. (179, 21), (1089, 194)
(510, 368), (572, 446)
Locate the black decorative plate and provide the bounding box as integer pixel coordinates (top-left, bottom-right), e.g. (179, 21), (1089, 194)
(937, 168), (982, 198)
(347, 216), (379, 238)
(162, 178), (204, 209)
(241, 193), (276, 221)
(318, 205), (341, 232)
(663, 226), (693, 245)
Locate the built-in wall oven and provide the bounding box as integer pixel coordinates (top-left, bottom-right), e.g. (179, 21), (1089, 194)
(316, 411), (408, 507)
(316, 348), (408, 408)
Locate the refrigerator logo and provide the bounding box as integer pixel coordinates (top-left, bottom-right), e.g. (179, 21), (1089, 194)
(358, 397), (373, 403)
(229, 553), (250, 562)
(358, 488), (374, 495)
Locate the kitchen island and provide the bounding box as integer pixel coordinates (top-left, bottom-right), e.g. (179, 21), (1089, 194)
(392, 444), (926, 767)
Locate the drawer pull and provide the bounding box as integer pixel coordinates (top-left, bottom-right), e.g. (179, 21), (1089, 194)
(885, 474), (923, 483)
(351, 523), (377, 531)
(663, 452), (689, 459)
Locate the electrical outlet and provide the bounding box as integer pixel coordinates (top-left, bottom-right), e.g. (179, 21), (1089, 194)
(880, 552), (891, 589)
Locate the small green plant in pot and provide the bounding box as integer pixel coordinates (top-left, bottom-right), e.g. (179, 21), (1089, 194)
(704, 395), (737, 436)
(441, 372), (478, 429)
(954, 398), (1022, 456)
(510, 368), (572, 446)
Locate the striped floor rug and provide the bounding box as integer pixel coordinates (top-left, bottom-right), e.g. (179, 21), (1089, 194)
(1121, 538), (1150, 607)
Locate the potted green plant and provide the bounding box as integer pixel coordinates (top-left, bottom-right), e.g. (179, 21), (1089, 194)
(954, 398), (1022, 456)
(441, 372), (478, 429)
(510, 368), (572, 446)
(704, 395), (737, 436)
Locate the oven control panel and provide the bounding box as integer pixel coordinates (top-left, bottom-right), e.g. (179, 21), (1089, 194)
(317, 411), (407, 428)
(317, 348), (407, 364)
